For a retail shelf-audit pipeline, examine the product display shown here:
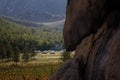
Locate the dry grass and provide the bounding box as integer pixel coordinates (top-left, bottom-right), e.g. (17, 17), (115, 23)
(0, 62), (61, 80)
(0, 53), (63, 80)
(0, 52), (75, 80)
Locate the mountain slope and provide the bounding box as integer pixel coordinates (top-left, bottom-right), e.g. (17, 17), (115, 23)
(2, 16), (64, 30)
(0, 0), (67, 22)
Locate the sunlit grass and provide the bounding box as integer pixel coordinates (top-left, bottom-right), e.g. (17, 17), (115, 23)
(0, 52), (75, 80)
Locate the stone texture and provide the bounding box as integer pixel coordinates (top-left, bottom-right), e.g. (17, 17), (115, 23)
(49, 0), (120, 80)
(84, 12), (120, 80)
(63, 0), (107, 51)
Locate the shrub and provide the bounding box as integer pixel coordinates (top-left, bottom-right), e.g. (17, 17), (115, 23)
(61, 50), (71, 61)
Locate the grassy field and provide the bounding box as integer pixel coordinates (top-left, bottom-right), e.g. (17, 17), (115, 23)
(0, 52), (74, 80)
(30, 52), (62, 63)
(0, 53), (63, 80)
(0, 62), (61, 80)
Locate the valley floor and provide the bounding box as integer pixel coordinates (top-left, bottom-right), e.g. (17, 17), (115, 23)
(0, 53), (63, 80)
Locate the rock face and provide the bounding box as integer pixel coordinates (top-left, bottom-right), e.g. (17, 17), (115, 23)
(49, 0), (120, 80)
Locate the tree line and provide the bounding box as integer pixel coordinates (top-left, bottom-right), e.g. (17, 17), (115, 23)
(0, 18), (63, 62)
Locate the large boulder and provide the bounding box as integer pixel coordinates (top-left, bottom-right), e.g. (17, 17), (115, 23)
(49, 0), (120, 80)
(64, 0), (120, 51)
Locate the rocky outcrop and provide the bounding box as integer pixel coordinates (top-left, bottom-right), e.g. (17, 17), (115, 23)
(49, 0), (120, 80)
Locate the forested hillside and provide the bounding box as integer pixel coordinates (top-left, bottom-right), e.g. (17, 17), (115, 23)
(0, 18), (63, 60)
(2, 16), (64, 30)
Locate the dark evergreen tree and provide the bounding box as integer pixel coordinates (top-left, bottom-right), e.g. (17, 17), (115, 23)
(61, 51), (71, 61)
(12, 47), (20, 64)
